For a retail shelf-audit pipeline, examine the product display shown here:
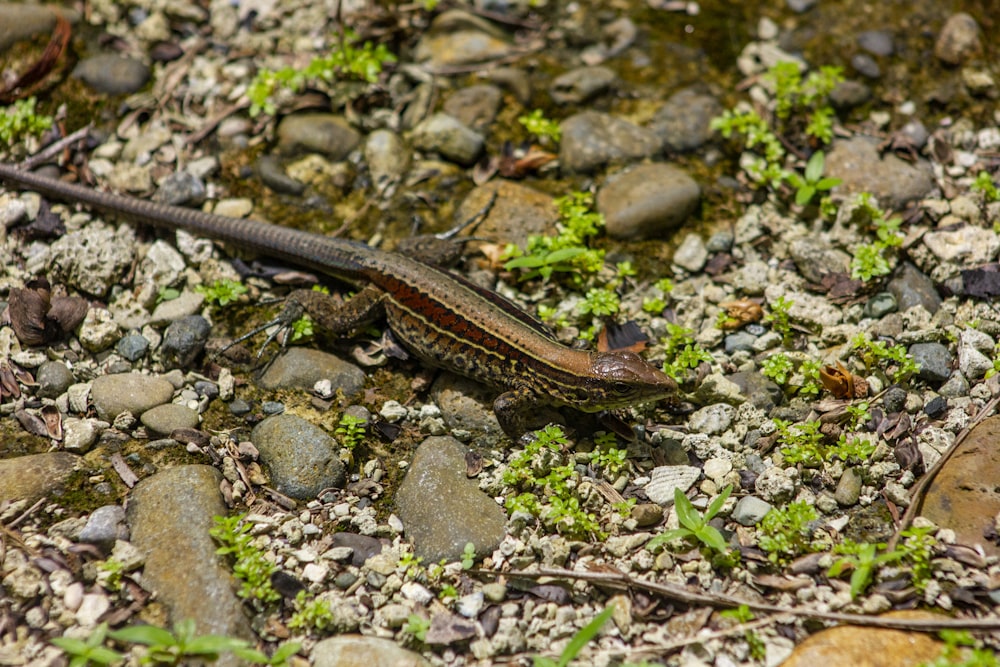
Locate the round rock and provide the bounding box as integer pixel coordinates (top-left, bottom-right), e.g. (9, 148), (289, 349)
(934, 13), (982, 65)
(258, 347), (365, 397)
(140, 403), (200, 437)
(79, 505), (128, 550)
(36, 360), (74, 399)
(649, 88), (722, 153)
(73, 54), (150, 94)
(251, 414), (346, 499)
(442, 84), (503, 130)
(159, 315), (211, 368)
(410, 113), (484, 167)
(825, 137), (934, 210)
(560, 111), (662, 173)
(550, 66), (617, 105)
(598, 163), (700, 240)
(91, 373), (175, 421)
(276, 114), (361, 159)
(395, 436), (507, 562)
(0, 452), (80, 504)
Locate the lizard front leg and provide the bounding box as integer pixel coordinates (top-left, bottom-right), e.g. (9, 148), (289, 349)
(281, 284), (387, 335)
(493, 384), (543, 442)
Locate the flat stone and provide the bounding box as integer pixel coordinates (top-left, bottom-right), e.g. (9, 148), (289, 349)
(90, 373), (175, 421)
(781, 612), (943, 667)
(312, 635), (430, 667)
(0, 3), (79, 50)
(410, 113), (484, 166)
(0, 452), (80, 504)
(251, 414), (346, 499)
(598, 163), (700, 239)
(648, 88), (722, 153)
(645, 466), (701, 506)
(560, 111), (662, 173)
(276, 114), (360, 159)
(126, 465), (252, 662)
(825, 137), (934, 210)
(258, 347), (365, 396)
(396, 436), (507, 562)
(920, 415), (1000, 555)
(140, 403), (200, 437)
(455, 180), (557, 244)
(73, 54), (150, 95)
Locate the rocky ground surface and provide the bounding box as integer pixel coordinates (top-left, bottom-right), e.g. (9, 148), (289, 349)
(1, 0), (1000, 665)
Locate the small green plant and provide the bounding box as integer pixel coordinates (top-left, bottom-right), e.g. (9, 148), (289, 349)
(404, 614), (431, 642)
(971, 170), (1000, 203)
(195, 279), (248, 307)
(461, 542), (477, 570)
(108, 619), (250, 666)
(765, 62), (844, 144)
(642, 278), (673, 314)
(786, 151), (842, 206)
(661, 323), (713, 381)
(762, 353), (795, 385)
(51, 623), (124, 667)
(828, 540), (902, 598)
(847, 193), (904, 282)
(398, 549), (424, 580)
(156, 286), (180, 304)
(248, 29), (396, 116)
(920, 630), (999, 667)
(288, 591), (335, 632)
(503, 192), (605, 284)
(764, 296), (794, 341)
(518, 109), (562, 144)
(503, 425), (603, 539)
(0, 97), (53, 144)
(757, 501), (820, 564)
(578, 287), (620, 318)
(647, 486), (732, 555)
(718, 605), (766, 661)
(774, 418), (825, 467)
(335, 413), (367, 450)
(209, 514), (280, 604)
(797, 358), (824, 398)
(851, 332), (920, 383)
(533, 605), (614, 667)
(97, 557), (126, 592)
(898, 525), (938, 592)
(711, 107), (788, 188)
(829, 434), (875, 463)
(589, 432), (629, 479)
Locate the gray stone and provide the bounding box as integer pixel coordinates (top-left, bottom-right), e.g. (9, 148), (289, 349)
(73, 54), (150, 94)
(598, 163), (700, 240)
(276, 114), (360, 159)
(258, 347), (365, 396)
(0, 3), (79, 50)
(410, 113), (484, 166)
(688, 403), (735, 435)
(313, 635), (430, 667)
(829, 80), (871, 109)
(415, 21), (514, 67)
(364, 130), (410, 186)
(887, 262), (941, 314)
(909, 343), (953, 383)
(36, 360), (74, 399)
(935, 13), (982, 65)
(834, 468), (863, 506)
(256, 155), (305, 195)
(159, 315), (211, 368)
(46, 222), (136, 298)
(116, 334), (150, 362)
(91, 373), (175, 421)
(672, 233), (708, 272)
(79, 505), (128, 549)
(550, 66), (617, 105)
(851, 53), (880, 79)
(649, 88), (722, 153)
(560, 111), (662, 173)
(252, 414), (346, 499)
(140, 403), (199, 437)
(442, 84), (503, 130)
(923, 225), (1000, 265)
(732, 495), (772, 526)
(863, 292), (897, 319)
(825, 137), (934, 210)
(0, 452), (80, 504)
(153, 170), (206, 206)
(858, 30), (894, 56)
(788, 237), (851, 284)
(126, 466), (252, 661)
(724, 331), (757, 354)
(396, 436), (506, 561)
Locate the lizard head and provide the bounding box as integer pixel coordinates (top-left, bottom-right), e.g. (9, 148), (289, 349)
(585, 350), (678, 410)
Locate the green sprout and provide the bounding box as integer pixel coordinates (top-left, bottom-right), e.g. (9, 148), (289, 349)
(209, 514), (279, 604)
(195, 279), (248, 307)
(108, 619), (249, 666)
(533, 605), (614, 667)
(518, 109), (562, 144)
(646, 485), (732, 555)
(762, 353), (795, 385)
(335, 413), (367, 450)
(0, 97), (53, 144)
(50, 623), (124, 667)
(971, 170), (1000, 202)
(757, 501), (821, 564)
(786, 151), (841, 206)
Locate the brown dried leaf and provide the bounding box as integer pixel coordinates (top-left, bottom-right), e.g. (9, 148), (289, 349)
(465, 450), (484, 477)
(718, 299), (763, 329)
(820, 362), (854, 399)
(7, 286), (52, 346)
(42, 405), (62, 440)
(48, 296), (89, 335)
(14, 409), (49, 438)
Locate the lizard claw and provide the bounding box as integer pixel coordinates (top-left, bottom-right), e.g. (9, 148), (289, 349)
(221, 298), (306, 361)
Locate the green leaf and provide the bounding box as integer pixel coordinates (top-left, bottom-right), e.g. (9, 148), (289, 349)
(795, 185), (816, 206)
(50, 637), (91, 653)
(271, 641), (303, 662)
(816, 177), (842, 190)
(109, 624), (176, 646)
(695, 525), (728, 553)
(545, 246), (587, 264)
(804, 151), (825, 182)
(646, 528), (692, 551)
(505, 255), (546, 270)
(557, 605), (615, 667)
(183, 635), (249, 655)
(705, 485), (733, 520)
(672, 487), (700, 530)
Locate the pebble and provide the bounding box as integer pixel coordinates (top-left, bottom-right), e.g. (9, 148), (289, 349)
(312, 635), (430, 667)
(78, 505), (128, 550)
(0, 452), (81, 504)
(834, 468), (863, 506)
(91, 372), (175, 421)
(825, 137), (934, 210)
(395, 436), (507, 562)
(887, 262), (941, 314)
(141, 403), (200, 437)
(788, 237), (851, 284)
(688, 403), (735, 435)
(44, 222), (136, 298)
(159, 315), (211, 368)
(630, 503), (664, 528)
(254, 155), (304, 195)
(731, 495), (772, 526)
(0, 3), (78, 50)
(410, 113), (484, 167)
(724, 331), (756, 354)
(649, 88), (722, 153)
(455, 180), (557, 243)
(364, 130), (410, 186)
(559, 111), (662, 173)
(958, 328), (994, 379)
(152, 170), (206, 206)
(415, 14), (514, 67)
(258, 347), (366, 396)
(127, 466), (253, 656)
(909, 342), (953, 383)
(276, 114), (361, 159)
(252, 414), (346, 499)
(857, 30), (894, 56)
(882, 385), (908, 413)
(35, 361), (74, 399)
(442, 84), (503, 130)
(550, 66), (617, 105)
(934, 13), (982, 65)
(430, 375), (505, 444)
(863, 292), (897, 319)
(62, 418), (101, 453)
(115, 333), (150, 362)
(644, 465), (701, 506)
(923, 225), (999, 264)
(597, 163), (700, 239)
(329, 532), (385, 567)
(148, 290), (204, 326)
(77, 308), (121, 353)
(672, 233), (709, 273)
(829, 80), (871, 109)
(72, 54), (150, 94)
(851, 53), (881, 79)
(924, 396), (948, 419)
(754, 466), (797, 504)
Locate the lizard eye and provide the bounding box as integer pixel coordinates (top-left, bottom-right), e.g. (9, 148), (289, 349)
(612, 381), (632, 394)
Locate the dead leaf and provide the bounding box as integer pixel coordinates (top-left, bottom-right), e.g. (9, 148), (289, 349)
(465, 450), (484, 477)
(0, 12), (72, 102)
(424, 611), (477, 645)
(961, 265), (1000, 298)
(42, 405), (62, 440)
(14, 409), (49, 438)
(718, 299), (763, 329)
